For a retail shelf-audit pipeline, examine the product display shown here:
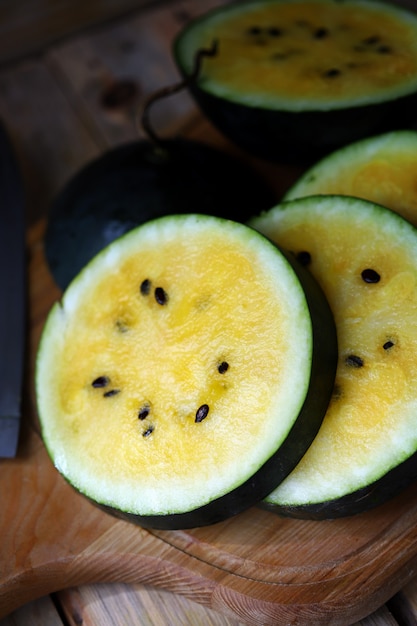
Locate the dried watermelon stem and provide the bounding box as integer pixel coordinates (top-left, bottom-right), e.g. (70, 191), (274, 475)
(140, 40), (219, 147)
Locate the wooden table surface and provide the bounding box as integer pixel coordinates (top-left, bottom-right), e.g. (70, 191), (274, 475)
(1, 0), (417, 624)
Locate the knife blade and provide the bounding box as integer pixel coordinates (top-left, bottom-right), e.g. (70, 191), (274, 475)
(0, 120), (26, 458)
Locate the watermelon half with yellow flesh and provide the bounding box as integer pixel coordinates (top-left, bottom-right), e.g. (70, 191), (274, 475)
(36, 214), (337, 529)
(283, 130), (417, 226)
(174, 0), (417, 163)
(250, 195), (417, 518)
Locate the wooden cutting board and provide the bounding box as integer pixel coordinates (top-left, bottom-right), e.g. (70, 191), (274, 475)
(2, 219), (417, 626)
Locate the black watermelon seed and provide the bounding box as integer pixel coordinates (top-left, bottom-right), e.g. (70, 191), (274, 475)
(92, 376), (110, 388)
(154, 287), (168, 305)
(361, 268), (381, 283)
(142, 426), (154, 437)
(247, 26), (262, 36)
(218, 361), (229, 374)
(314, 27), (328, 39)
(140, 279), (151, 295)
(296, 251), (311, 266)
(377, 45), (392, 54)
(103, 389), (121, 397)
(195, 404), (210, 423)
(383, 340), (394, 350)
(268, 27), (283, 36)
(324, 68), (341, 78)
(138, 406), (150, 420)
(345, 355), (364, 368)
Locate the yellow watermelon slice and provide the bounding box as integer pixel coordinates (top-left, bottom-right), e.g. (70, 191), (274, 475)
(36, 214), (337, 529)
(174, 0), (417, 162)
(251, 195), (417, 518)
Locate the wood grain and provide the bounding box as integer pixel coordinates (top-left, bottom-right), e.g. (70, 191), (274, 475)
(56, 584), (247, 626)
(55, 584), (399, 626)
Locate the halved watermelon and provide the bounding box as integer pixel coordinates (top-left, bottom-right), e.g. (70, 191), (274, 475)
(174, 0), (417, 162)
(36, 214), (337, 529)
(250, 195), (417, 518)
(283, 130), (417, 226)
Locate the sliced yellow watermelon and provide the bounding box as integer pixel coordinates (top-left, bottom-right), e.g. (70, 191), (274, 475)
(36, 214), (337, 529)
(250, 195), (417, 518)
(174, 0), (417, 162)
(283, 130), (417, 226)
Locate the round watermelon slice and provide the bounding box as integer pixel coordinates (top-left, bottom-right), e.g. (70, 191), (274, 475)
(36, 214), (337, 529)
